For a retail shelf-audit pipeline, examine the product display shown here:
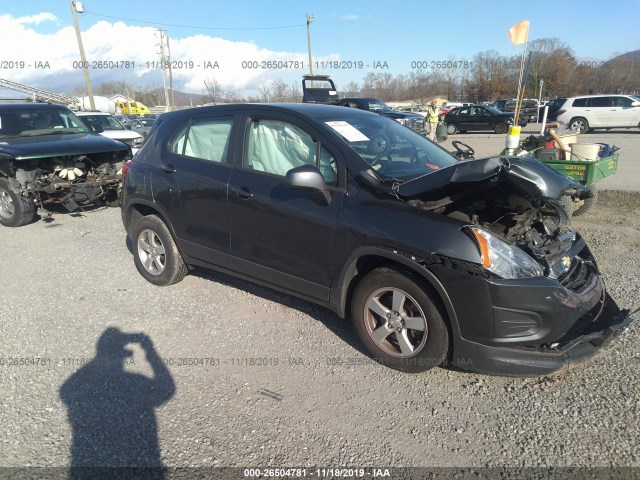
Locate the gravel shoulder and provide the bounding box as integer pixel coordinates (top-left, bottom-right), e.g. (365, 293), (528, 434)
(0, 195), (638, 470)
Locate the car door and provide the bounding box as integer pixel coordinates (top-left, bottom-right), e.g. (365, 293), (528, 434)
(587, 96), (612, 127)
(456, 107), (472, 130)
(609, 96), (639, 127)
(473, 107), (493, 130)
(152, 113), (238, 267)
(226, 111), (344, 301)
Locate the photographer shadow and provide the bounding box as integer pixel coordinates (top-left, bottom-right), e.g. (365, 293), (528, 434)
(60, 327), (175, 479)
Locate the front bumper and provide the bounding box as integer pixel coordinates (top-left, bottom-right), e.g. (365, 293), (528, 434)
(431, 254), (636, 376)
(451, 291), (635, 376)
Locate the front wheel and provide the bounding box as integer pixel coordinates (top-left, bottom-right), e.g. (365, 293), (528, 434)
(132, 215), (187, 286)
(351, 267), (449, 373)
(573, 184), (597, 216)
(0, 178), (36, 227)
(446, 123), (457, 135)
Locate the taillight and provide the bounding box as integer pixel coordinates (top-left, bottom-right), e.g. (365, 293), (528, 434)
(557, 109), (566, 116)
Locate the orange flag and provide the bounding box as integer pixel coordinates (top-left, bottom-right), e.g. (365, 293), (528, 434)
(508, 20), (530, 45)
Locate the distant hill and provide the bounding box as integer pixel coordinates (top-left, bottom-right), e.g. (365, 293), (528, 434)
(603, 50), (640, 67)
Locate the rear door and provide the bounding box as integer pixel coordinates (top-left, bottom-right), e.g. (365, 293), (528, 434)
(152, 113), (238, 266)
(586, 96), (612, 127)
(226, 111), (345, 301)
(455, 107), (472, 130)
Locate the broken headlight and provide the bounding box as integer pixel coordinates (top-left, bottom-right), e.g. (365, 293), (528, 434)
(467, 226), (543, 279)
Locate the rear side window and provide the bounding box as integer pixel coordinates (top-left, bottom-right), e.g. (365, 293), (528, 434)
(170, 117), (233, 163)
(591, 97), (612, 107)
(572, 98), (587, 107)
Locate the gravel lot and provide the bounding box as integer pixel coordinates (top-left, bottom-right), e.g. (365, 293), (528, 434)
(1, 165), (639, 477)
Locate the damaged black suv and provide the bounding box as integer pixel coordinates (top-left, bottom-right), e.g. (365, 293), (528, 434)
(0, 103), (131, 227)
(121, 103), (634, 375)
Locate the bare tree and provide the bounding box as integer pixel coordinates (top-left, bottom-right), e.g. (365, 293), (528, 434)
(203, 78), (224, 104)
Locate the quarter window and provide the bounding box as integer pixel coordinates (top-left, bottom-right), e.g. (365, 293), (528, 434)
(244, 119), (337, 186)
(170, 117), (233, 163)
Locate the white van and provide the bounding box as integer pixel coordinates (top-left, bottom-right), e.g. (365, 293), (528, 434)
(556, 94), (640, 133)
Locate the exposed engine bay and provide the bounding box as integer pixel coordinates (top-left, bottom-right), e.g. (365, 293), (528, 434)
(4, 152), (127, 212)
(406, 183), (590, 286)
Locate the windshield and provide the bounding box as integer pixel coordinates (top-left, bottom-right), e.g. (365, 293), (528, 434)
(79, 115), (125, 130)
(0, 107), (89, 138)
(366, 99), (391, 112)
(323, 112), (457, 181)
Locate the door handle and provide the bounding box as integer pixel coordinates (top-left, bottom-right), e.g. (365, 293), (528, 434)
(232, 186), (254, 199)
(160, 163), (176, 173)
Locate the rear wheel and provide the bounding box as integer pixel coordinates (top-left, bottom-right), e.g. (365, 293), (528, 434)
(351, 267), (449, 373)
(569, 117), (590, 133)
(132, 215), (187, 286)
(0, 178), (36, 227)
(493, 122), (507, 134)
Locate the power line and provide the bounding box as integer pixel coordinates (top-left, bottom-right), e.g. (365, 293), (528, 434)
(83, 10), (305, 31)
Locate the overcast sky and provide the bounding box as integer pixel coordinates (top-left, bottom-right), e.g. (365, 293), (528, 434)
(1, 0), (638, 97)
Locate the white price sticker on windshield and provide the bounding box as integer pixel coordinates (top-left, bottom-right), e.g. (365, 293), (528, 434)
(325, 121), (369, 142)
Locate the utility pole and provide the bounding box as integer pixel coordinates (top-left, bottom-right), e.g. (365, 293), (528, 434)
(306, 14), (314, 75)
(69, 0), (95, 110)
(166, 34), (175, 110)
(156, 29), (171, 112)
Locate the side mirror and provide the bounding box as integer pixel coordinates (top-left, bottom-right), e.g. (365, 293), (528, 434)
(125, 125), (132, 130)
(631, 101), (640, 107)
(285, 165), (331, 206)
(89, 123), (104, 133)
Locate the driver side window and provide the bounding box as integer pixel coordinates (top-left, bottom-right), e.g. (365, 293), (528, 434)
(244, 119), (337, 186)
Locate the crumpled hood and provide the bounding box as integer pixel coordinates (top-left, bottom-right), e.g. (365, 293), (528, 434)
(396, 156), (591, 201)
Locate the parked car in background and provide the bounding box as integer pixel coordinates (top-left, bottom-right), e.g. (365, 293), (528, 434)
(339, 97), (425, 135)
(128, 118), (154, 137)
(0, 103), (131, 227)
(542, 97), (568, 122)
(121, 103), (632, 376)
(492, 99), (539, 123)
(75, 111), (145, 154)
(440, 102), (472, 116)
(444, 105), (527, 134)
(556, 94), (640, 133)
(114, 114), (131, 127)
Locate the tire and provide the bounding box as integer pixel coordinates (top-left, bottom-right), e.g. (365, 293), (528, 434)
(132, 214), (187, 286)
(573, 184), (597, 216)
(569, 117), (589, 133)
(558, 196), (574, 218)
(351, 267), (449, 373)
(0, 178), (36, 228)
(493, 122), (507, 134)
(367, 132), (390, 155)
(446, 123), (457, 135)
